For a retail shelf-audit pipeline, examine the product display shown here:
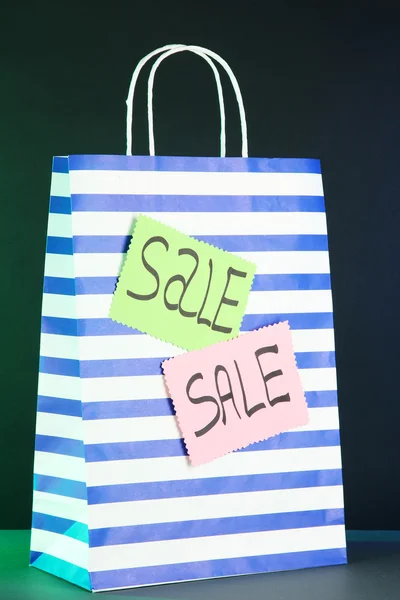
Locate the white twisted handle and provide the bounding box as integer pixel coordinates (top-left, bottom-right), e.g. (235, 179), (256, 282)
(126, 44), (226, 156)
(126, 44), (248, 157)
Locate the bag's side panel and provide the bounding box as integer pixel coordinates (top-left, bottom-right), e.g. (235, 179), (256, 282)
(68, 154), (346, 592)
(30, 157), (91, 591)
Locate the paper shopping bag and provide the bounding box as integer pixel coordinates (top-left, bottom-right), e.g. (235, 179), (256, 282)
(30, 44), (346, 592)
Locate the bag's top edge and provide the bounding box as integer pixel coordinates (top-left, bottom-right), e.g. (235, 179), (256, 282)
(52, 156), (322, 175)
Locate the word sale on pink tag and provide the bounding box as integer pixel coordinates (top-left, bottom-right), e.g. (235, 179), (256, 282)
(162, 322), (309, 466)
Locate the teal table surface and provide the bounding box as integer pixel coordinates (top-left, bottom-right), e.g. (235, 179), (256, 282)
(1, 531), (400, 599)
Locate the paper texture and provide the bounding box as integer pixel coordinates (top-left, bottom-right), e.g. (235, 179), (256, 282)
(110, 215), (256, 350)
(33, 154), (346, 592)
(163, 322), (309, 465)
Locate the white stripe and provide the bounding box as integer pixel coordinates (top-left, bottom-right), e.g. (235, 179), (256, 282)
(81, 368), (337, 402)
(71, 212), (327, 236)
(35, 413), (83, 441)
(295, 406), (339, 431)
(41, 255), (331, 286)
(69, 170), (324, 197)
(44, 254), (75, 278)
(38, 373), (82, 401)
(73, 251), (330, 277)
(86, 445), (342, 486)
(47, 214), (72, 238)
(50, 173), (70, 197)
(71, 290), (332, 320)
(30, 529), (88, 570)
(89, 485), (344, 528)
(34, 451), (87, 482)
(80, 407), (338, 445)
(247, 290), (332, 314)
(301, 368), (337, 391)
(239, 251), (330, 274)
(42, 294), (77, 319)
(33, 491), (88, 524)
(90, 525), (345, 571)
(40, 333), (79, 360)
(292, 328), (335, 352)
(41, 328), (335, 360)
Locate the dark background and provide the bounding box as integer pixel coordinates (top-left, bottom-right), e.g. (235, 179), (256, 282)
(1, 1), (399, 531)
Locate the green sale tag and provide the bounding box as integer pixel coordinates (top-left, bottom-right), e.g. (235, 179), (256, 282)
(109, 216), (256, 351)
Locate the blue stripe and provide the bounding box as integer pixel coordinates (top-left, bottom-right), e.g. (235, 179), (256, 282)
(201, 235), (328, 252)
(306, 390), (338, 407)
(43, 277), (75, 296)
(37, 395), (82, 417)
(67, 234), (327, 254)
(251, 273), (331, 291)
(44, 273), (331, 296)
(90, 508), (344, 547)
(39, 351), (335, 378)
(243, 430), (341, 450)
(30, 552), (91, 590)
(87, 468), (343, 504)
(68, 155), (321, 174)
(71, 194), (326, 213)
(39, 356), (80, 377)
(83, 431), (340, 463)
(35, 434), (85, 458)
(32, 512), (89, 542)
(39, 313), (334, 337)
(82, 399), (175, 419)
(82, 390), (338, 421)
(41, 316), (77, 336)
(75, 276), (117, 295)
(33, 474), (87, 500)
(90, 547), (347, 590)
(242, 313), (334, 331)
(52, 157), (69, 173)
(49, 196), (71, 214)
(297, 351), (335, 369)
(47, 236), (73, 255)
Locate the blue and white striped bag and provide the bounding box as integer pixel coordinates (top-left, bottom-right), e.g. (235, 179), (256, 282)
(30, 44), (347, 592)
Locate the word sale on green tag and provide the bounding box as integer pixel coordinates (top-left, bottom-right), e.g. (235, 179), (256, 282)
(109, 216), (256, 351)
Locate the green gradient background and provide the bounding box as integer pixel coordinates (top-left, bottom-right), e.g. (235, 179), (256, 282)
(2, 0), (400, 547)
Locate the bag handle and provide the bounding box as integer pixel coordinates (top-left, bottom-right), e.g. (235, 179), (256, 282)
(147, 45), (248, 157)
(126, 44), (226, 156)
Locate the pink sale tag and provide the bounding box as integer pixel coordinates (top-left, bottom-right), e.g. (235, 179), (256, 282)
(162, 322), (309, 466)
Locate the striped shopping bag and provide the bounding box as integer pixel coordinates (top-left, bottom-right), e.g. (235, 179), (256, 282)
(30, 44), (347, 592)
